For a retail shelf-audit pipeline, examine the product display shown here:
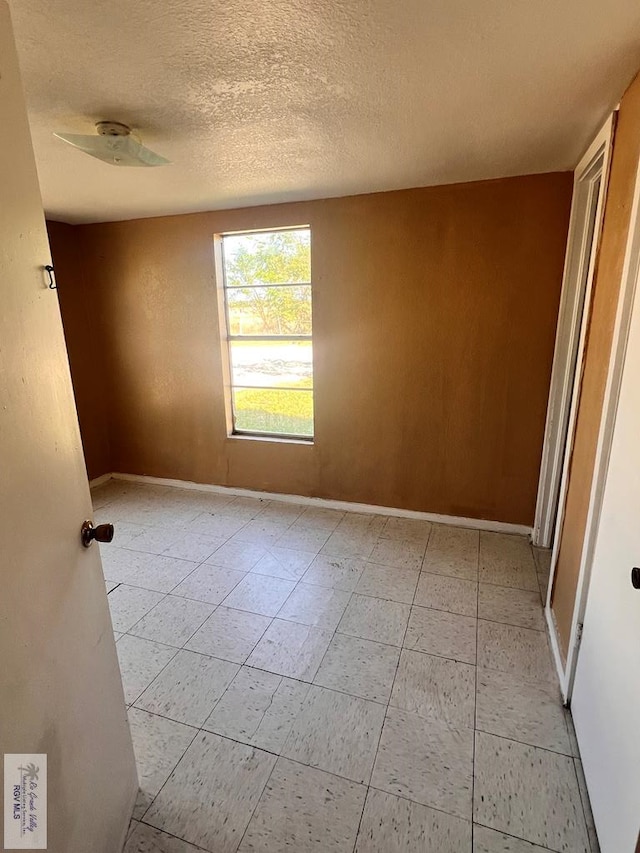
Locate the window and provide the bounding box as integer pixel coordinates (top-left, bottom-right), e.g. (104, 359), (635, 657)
(219, 226), (314, 440)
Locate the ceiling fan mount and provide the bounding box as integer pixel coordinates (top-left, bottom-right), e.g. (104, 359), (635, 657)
(95, 120), (132, 137)
(54, 120), (169, 167)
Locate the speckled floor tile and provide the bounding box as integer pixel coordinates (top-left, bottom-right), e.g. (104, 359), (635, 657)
(537, 574), (548, 606)
(238, 758), (366, 852)
(221, 573), (297, 617)
(314, 633), (401, 703)
(187, 512), (246, 539)
(302, 554), (367, 590)
(171, 491), (233, 514)
(476, 668), (570, 754)
(276, 526), (331, 553)
(368, 538), (426, 571)
(124, 525), (190, 555)
(203, 666), (309, 753)
(91, 482), (116, 506)
(101, 484), (590, 853)
(250, 547), (315, 581)
(100, 548), (198, 593)
(234, 495), (273, 510)
(206, 540), (267, 571)
(414, 573), (478, 616)
(255, 501), (305, 524)
(423, 525), (479, 580)
(294, 506), (345, 531)
(124, 823), (203, 852)
(97, 504), (150, 528)
(477, 621), (555, 685)
(474, 731), (589, 852)
(479, 533), (538, 591)
(379, 516), (432, 545)
(478, 585), (545, 631)
(94, 480), (160, 503)
(390, 649), (475, 729)
(108, 584), (165, 633)
(232, 519), (291, 546)
(125, 818), (139, 842)
(106, 580), (119, 593)
(371, 707), (474, 818)
(127, 707), (197, 818)
(172, 563), (247, 605)
(355, 562), (419, 604)
(282, 684), (385, 783)
(162, 532), (226, 562)
(134, 507), (202, 529)
(144, 732), (276, 852)
(404, 605), (477, 663)
(473, 826), (550, 852)
(563, 709), (580, 758)
(337, 594), (410, 646)
(355, 787), (472, 852)
(320, 530), (378, 560)
(116, 635), (178, 704)
(111, 522), (148, 548)
(129, 595), (215, 647)
(246, 618), (333, 680)
(135, 649), (239, 726)
(185, 606), (272, 663)
(337, 513), (386, 536)
(218, 496), (271, 520)
(574, 758), (600, 853)
(277, 582), (351, 629)
(532, 547), (552, 579)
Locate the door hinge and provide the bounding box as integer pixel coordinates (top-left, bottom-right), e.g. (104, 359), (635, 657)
(575, 621), (584, 647)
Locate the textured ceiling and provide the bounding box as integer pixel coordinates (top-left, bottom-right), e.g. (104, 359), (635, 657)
(8, 0), (640, 223)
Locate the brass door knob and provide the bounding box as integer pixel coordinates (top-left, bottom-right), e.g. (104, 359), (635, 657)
(81, 520), (114, 548)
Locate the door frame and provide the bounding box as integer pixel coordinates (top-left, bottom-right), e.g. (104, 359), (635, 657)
(533, 116), (614, 548)
(546, 145), (640, 700)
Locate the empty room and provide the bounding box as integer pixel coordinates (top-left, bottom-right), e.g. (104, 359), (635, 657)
(2, 1), (640, 851)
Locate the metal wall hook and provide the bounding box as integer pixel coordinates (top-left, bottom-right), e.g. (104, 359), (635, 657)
(44, 264), (56, 289)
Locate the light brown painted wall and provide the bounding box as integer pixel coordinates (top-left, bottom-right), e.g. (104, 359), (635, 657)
(551, 72), (640, 658)
(47, 221), (111, 480)
(54, 173), (571, 524)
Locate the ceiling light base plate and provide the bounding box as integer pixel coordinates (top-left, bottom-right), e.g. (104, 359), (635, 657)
(96, 121), (131, 137)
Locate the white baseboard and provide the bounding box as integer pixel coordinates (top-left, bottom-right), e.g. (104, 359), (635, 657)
(546, 602), (569, 701)
(91, 471), (532, 537)
(89, 472), (112, 488)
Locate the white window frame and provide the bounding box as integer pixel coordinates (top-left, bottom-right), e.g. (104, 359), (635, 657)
(215, 225), (314, 442)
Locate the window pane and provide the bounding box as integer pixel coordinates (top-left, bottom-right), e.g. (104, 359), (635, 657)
(226, 285), (312, 336)
(221, 226), (314, 440)
(233, 388), (314, 437)
(230, 340), (313, 389)
(223, 229), (310, 286)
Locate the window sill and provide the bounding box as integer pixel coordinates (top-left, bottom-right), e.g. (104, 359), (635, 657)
(227, 433), (314, 446)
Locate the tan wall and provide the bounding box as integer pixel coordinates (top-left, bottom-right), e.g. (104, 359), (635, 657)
(551, 72), (640, 657)
(47, 221), (111, 480)
(51, 173), (572, 525)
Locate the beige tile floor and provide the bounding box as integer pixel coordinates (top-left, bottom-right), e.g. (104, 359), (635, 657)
(91, 480), (600, 853)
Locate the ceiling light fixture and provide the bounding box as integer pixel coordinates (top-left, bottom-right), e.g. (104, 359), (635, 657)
(53, 121), (170, 167)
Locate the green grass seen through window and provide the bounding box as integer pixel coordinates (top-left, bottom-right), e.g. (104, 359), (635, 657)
(234, 388), (313, 437)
